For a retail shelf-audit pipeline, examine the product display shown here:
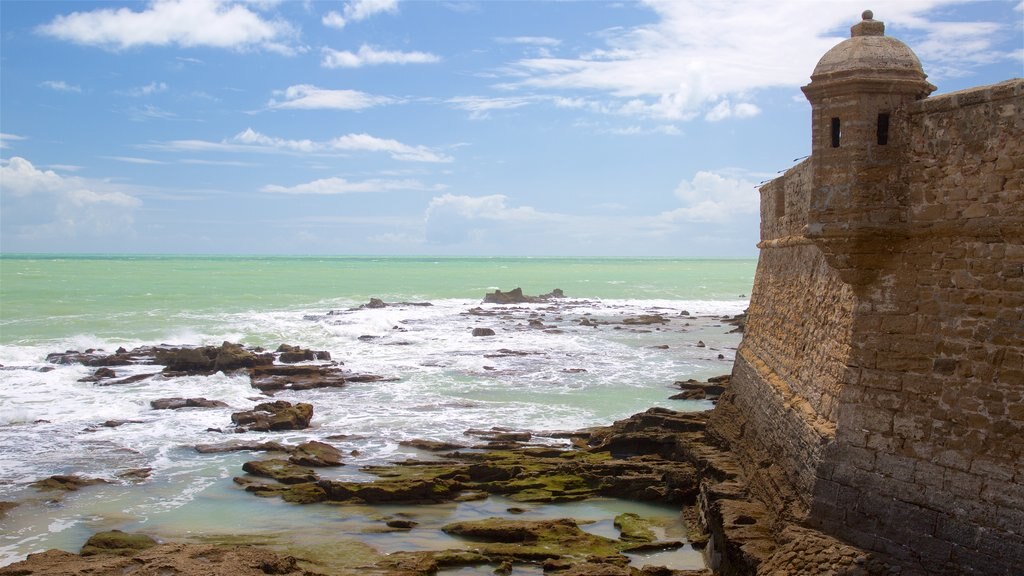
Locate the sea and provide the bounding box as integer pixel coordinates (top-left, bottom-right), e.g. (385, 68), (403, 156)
(0, 255), (755, 573)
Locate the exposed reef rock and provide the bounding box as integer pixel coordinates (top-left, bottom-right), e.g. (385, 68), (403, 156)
(483, 287), (565, 304)
(0, 542), (314, 576)
(150, 397), (228, 410)
(31, 474), (111, 492)
(230, 400), (313, 432)
(669, 375), (730, 403)
(80, 530), (158, 557)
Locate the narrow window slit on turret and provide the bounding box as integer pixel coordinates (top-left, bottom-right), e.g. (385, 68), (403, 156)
(831, 117), (841, 148)
(877, 113), (890, 145)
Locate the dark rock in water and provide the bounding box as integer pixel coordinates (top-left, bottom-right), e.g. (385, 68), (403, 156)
(400, 439), (467, 452)
(248, 364), (348, 393)
(276, 344), (331, 363)
(98, 373), (157, 386)
(725, 310), (747, 333)
(155, 347), (214, 372)
(155, 342), (273, 374)
(483, 287), (565, 304)
(31, 475), (110, 492)
(289, 440), (343, 467)
(194, 440), (290, 454)
(696, 340), (706, 348)
(242, 459), (318, 484)
(357, 297), (433, 310)
(231, 400), (313, 432)
(386, 519), (418, 530)
(150, 397), (228, 410)
(472, 328), (496, 337)
(80, 530), (157, 557)
(214, 341), (274, 371)
(102, 419), (143, 428)
(78, 367), (117, 382)
(621, 314), (669, 325)
(117, 468), (152, 481)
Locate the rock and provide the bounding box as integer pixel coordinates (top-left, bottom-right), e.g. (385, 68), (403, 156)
(399, 439), (467, 452)
(31, 475), (110, 492)
(242, 459), (318, 484)
(248, 364), (349, 393)
(80, 530), (157, 557)
(289, 441), (344, 467)
(155, 346), (215, 372)
(483, 287), (565, 304)
(386, 519), (418, 530)
(696, 340), (706, 348)
(472, 328), (496, 337)
(621, 315), (669, 325)
(366, 297), (387, 309)
(150, 397), (228, 410)
(613, 512), (656, 542)
(670, 377), (729, 403)
(102, 419), (142, 428)
(78, 367), (117, 382)
(276, 344), (331, 364)
(98, 373), (157, 386)
(117, 468), (152, 481)
(0, 543), (310, 575)
(214, 341), (274, 371)
(194, 440), (290, 454)
(231, 400), (313, 432)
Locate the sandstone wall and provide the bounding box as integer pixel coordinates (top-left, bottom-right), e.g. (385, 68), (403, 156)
(809, 79), (1024, 575)
(711, 159), (854, 517)
(713, 78), (1023, 576)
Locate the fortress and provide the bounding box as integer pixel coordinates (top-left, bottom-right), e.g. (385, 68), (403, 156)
(706, 10), (1023, 575)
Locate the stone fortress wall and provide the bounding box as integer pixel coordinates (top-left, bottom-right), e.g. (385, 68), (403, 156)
(708, 11), (1023, 575)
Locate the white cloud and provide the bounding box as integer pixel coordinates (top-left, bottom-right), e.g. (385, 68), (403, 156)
(0, 133), (27, 149)
(128, 104), (176, 121)
(705, 100), (761, 122)
(424, 193), (560, 245)
(322, 11), (347, 29)
(40, 80), (82, 93)
(504, 0), (1011, 120)
(104, 156), (166, 164)
(267, 84), (398, 110)
(37, 0), (297, 52)
(0, 156), (142, 239)
(321, 45), (441, 68)
(496, 36), (562, 47)
(124, 81), (169, 97)
(659, 170), (759, 223)
(157, 128), (453, 163)
(262, 177), (445, 195)
(447, 96), (533, 119)
(320, 0), (398, 29)
(606, 124), (681, 136)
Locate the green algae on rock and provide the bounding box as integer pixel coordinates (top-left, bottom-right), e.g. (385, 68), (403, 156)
(80, 530), (158, 557)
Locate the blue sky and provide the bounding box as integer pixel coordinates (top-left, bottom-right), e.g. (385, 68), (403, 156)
(1, 0), (1021, 256)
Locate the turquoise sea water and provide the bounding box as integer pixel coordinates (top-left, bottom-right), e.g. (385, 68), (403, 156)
(0, 255), (754, 571)
(1, 255), (754, 344)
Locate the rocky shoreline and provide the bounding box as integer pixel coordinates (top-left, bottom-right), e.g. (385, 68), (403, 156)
(1, 289), (780, 576)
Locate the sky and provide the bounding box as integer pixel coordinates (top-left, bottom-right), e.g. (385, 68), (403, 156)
(1, 0), (1021, 257)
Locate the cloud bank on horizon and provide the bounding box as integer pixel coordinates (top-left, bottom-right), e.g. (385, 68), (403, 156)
(2, 0), (1021, 256)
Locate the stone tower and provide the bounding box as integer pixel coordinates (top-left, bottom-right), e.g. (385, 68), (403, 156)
(801, 11), (935, 286)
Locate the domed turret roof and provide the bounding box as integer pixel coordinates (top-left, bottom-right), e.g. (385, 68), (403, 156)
(803, 10), (936, 100)
(811, 11), (927, 82)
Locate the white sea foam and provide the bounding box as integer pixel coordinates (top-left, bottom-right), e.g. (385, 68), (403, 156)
(0, 295), (745, 565)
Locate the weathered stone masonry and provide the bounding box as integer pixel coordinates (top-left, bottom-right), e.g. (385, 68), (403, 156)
(709, 12), (1023, 575)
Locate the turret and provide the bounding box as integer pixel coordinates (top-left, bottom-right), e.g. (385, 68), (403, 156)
(801, 11), (935, 285)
